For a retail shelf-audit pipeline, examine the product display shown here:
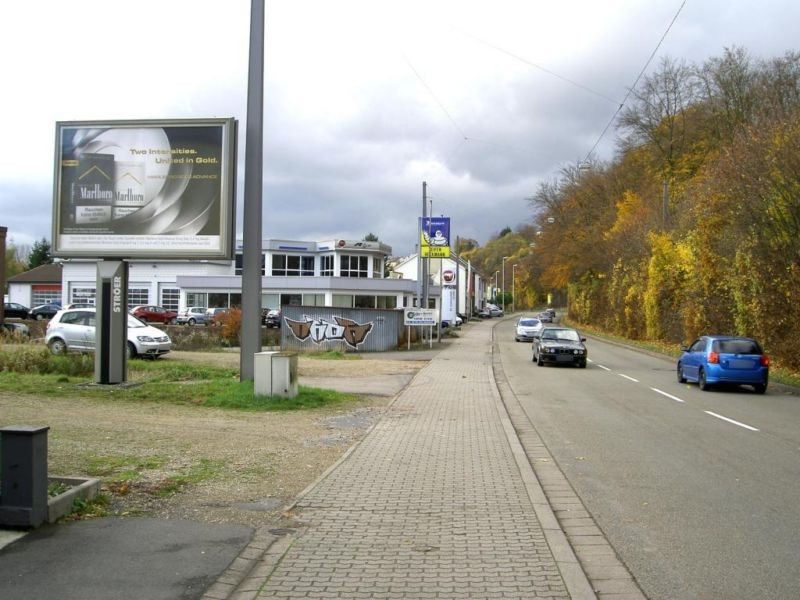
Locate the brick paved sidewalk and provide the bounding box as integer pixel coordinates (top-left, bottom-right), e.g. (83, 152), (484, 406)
(208, 319), (595, 599)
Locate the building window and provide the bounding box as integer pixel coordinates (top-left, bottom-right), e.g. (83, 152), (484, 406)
(262, 293), (280, 310)
(280, 293), (302, 307)
(303, 293), (325, 306)
(235, 253), (265, 276)
(377, 296), (397, 309)
(160, 288), (180, 311)
(354, 295), (375, 308)
(272, 254), (314, 276)
(70, 287), (96, 305)
(373, 257), (382, 278)
(332, 294), (353, 308)
(32, 290), (61, 305)
(208, 293), (241, 308)
(128, 288), (149, 308)
(186, 293), (208, 308)
(320, 255), (334, 276)
(340, 255), (368, 278)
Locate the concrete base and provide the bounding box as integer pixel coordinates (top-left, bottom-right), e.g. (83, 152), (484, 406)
(47, 476), (101, 524)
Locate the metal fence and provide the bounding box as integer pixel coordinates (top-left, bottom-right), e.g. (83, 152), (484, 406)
(280, 306), (405, 353)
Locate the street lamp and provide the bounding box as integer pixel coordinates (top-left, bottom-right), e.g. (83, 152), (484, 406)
(501, 256), (509, 313)
(493, 270), (499, 303)
(512, 264), (518, 313)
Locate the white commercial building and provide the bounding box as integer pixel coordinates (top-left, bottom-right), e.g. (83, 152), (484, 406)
(58, 239), (418, 312)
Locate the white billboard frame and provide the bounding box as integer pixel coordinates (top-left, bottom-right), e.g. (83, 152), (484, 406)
(52, 118), (237, 260)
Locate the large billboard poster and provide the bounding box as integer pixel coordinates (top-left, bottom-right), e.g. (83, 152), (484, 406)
(419, 216), (451, 258)
(52, 118), (237, 259)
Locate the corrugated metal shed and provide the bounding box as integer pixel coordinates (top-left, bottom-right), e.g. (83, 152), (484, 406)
(281, 305), (404, 352)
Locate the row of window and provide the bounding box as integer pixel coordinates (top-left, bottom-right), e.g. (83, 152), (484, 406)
(69, 288), (398, 311)
(234, 254), (382, 278)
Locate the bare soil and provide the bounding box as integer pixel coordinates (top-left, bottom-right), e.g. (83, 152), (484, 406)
(0, 351), (427, 528)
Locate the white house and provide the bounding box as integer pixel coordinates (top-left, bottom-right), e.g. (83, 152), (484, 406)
(389, 253), (488, 319)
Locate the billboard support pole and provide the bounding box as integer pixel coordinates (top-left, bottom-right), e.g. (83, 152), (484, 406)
(95, 260), (128, 385)
(240, 0), (265, 382)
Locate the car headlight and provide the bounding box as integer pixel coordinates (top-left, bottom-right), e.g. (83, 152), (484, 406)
(136, 335), (155, 342)
(574, 349), (584, 355)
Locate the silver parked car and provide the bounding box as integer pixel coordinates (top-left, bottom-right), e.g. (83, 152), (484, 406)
(176, 306), (208, 325)
(45, 308), (171, 359)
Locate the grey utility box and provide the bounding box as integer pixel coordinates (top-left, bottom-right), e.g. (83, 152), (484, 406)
(254, 351), (298, 398)
(0, 425), (50, 528)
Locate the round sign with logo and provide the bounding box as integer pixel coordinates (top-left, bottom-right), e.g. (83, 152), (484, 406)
(443, 269), (455, 283)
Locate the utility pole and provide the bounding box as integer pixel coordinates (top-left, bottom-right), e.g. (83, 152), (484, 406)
(240, 0), (265, 381)
(421, 182), (428, 310)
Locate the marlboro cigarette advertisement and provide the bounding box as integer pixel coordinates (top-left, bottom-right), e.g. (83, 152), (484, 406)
(52, 118), (236, 259)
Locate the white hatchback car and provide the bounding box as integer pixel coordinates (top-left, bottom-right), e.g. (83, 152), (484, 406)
(46, 308), (171, 359)
(514, 316), (543, 342)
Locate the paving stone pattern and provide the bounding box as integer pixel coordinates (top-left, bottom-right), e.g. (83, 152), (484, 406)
(255, 323), (571, 598)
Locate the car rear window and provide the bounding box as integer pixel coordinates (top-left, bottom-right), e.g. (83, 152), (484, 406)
(519, 319), (539, 326)
(714, 339), (762, 354)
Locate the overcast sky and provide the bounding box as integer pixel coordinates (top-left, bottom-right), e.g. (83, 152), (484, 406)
(2, 0), (799, 257)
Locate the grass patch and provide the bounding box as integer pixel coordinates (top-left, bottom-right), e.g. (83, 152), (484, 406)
(151, 459), (224, 497)
(85, 454), (167, 483)
(304, 350), (361, 360)
(0, 354), (360, 411)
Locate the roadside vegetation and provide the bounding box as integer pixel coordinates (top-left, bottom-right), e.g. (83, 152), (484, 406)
(462, 47), (800, 373)
(0, 345), (359, 411)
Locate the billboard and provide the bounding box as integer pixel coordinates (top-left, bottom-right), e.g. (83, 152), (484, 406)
(52, 118), (237, 259)
(419, 216), (451, 258)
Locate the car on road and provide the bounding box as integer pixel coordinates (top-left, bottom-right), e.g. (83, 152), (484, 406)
(538, 311), (554, 323)
(130, 305), (178, 324)
(3, 302), (30, 319)
(28, 302), (62, 320)
(477, 306), (492, 318)
(677, 335), (769, 393)
(488, 304), (504, 317)
(46, 307), (171, 359)
(176, 306), (208, 325)
(515, 316), (543, 342)
(532, 326), (587, 367)
(262, 308), (282, 328)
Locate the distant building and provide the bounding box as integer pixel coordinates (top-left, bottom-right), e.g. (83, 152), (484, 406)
(7, 263), (63, 307)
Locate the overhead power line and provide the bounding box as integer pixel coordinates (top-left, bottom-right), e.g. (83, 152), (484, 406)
(583, 0), (688, 162)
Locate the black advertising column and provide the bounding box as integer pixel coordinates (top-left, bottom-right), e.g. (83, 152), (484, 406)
(95, 260), (129, 384)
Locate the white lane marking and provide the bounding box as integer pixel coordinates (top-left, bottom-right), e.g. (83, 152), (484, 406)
(651, 387), (685, 403)
(704, 411), (759, 432)
(619, 373), (639, 382)
(596, 364), (612, 371)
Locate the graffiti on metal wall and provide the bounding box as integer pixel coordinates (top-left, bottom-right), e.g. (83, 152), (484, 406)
(285, 315), (374, 349)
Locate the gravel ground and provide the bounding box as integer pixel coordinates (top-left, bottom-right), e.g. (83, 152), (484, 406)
(0, 351), (427, 529)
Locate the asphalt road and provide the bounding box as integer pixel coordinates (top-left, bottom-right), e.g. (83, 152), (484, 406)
(497, 320), (800, 600)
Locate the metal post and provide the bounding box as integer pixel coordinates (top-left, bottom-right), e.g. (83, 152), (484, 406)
(240, 0), (265, 381)
(0, 226), (6, 325)
(512, 264), (518, 313)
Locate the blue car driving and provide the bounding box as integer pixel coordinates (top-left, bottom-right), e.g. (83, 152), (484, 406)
(677, 335), (769, 394)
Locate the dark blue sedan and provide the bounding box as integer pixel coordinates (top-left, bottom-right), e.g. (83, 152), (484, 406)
(677, 335), (769, 393)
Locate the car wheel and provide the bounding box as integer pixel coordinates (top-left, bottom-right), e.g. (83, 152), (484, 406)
(578, 361), (587, 368)
(698, 368), (711, 391)
(753, 382), (767, 394)
(677, 363), (687, 383)
(188, 318), (196, 325)
(36, 313), (44, 320)
(48, 338), (68, 355)
(536, 352), (544, 366)
(126, 342), (136, 360)
(169, 318), (177, 325)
